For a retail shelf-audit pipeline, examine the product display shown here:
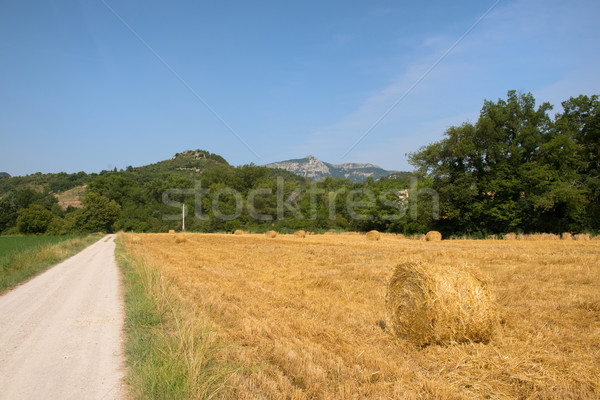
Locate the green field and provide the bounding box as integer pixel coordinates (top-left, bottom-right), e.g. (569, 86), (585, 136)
(0, 236), (75, 258)
(0, 235), (103, 293)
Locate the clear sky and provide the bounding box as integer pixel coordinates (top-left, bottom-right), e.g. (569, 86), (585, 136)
(1, 0), (599, 176)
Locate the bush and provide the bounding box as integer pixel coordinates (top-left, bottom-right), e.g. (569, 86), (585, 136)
(16, 205), (54, 234)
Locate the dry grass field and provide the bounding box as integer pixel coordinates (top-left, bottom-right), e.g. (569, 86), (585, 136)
(122, 233), (600, 399)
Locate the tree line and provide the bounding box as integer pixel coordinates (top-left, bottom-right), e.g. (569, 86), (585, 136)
(0, 91), (597, 236)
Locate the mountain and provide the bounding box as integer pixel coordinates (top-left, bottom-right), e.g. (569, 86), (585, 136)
(0, 149), (306, 198)
(264, 155), (401, 182)
(0, 172), (10, 179)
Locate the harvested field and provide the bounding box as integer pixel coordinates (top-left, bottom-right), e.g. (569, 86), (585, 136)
(122, 233), (600, 399)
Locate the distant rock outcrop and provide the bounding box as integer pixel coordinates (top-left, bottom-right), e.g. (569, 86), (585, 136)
(264, 155), (402, 182)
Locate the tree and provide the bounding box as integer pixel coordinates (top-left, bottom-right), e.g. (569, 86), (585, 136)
(75, 192), (121, 233)
(409, 91), (592, 235)
(0, 194), (18, 232)
(554, 94), (600, 230)
(16, 205), (54, 234)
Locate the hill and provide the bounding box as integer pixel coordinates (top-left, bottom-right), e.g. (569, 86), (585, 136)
(264, 155), (407, 182)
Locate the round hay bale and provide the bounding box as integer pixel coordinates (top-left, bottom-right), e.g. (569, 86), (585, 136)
(561, 232), (573, 240)
(425, 231), (442, 241)
(294, 230), (306, 238)
(366, 230), (381, 241)
(174, 235), (187, 244)
(386, 262), (497, 347)
(503, 233), (516, 240)
(168, 230), (175, 234)
(575, 233), (591, 241)
(233, 230), (244, 235)
(265, 230), (277, 238)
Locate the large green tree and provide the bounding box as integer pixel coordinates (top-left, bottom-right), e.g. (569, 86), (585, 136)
(75, 192), (121, 233)
(16, 205), (54, 234)
(409, 91), (596, 235)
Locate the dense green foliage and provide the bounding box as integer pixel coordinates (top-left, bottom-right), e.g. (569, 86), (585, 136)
(16, 205), (54, 234)
(1, 92), (597, 236)
(409, 91), (599, 235)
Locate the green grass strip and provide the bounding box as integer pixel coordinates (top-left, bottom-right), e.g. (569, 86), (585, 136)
(0, 234), (103, 293)
(115, 235), (236, 399)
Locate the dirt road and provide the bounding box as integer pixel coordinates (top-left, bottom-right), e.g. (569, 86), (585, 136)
(0, 235), (125, 399)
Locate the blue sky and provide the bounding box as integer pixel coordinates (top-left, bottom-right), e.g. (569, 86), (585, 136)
(1, 0), (599, 176)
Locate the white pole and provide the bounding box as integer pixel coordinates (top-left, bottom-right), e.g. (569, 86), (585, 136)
(182, 203), (185, 232)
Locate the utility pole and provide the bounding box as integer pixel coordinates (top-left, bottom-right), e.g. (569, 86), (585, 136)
(182, 203), (185, 232)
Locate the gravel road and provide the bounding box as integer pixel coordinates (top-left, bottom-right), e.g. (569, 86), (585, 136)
(0, 234), (125, 399)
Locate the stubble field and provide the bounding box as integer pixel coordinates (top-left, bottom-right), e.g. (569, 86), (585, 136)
(122, 233), (600, 399)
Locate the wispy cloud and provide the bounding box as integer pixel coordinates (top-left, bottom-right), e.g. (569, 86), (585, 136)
(292, 0), (599, 169)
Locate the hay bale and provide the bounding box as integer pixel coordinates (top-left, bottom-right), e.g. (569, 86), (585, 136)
(233, 230), (244, 235)
(174, 235), (187, 244)
(294, 230), (306, 238)
(366, 230), (381, 241)
(575, 233), (591, 241)
(561, 232), (573, 240)
(265, 230), (277, 238)
(425, 231), (442, 241)
(386, 262), (497, 347)
(503, 233), (516, 240)
(168, 230), (175, 234)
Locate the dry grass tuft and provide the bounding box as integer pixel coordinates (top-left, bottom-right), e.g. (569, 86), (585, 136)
(386, 262), (497, 347)
(265, 230), (277, 238)
(562, 232), (573, 240)
(366, 230), (381, 241)
(294, 230), (306, 238)
(425, 231), (442, 241)
(233, 230), (244, 235)
(575, 233), (591, 241)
